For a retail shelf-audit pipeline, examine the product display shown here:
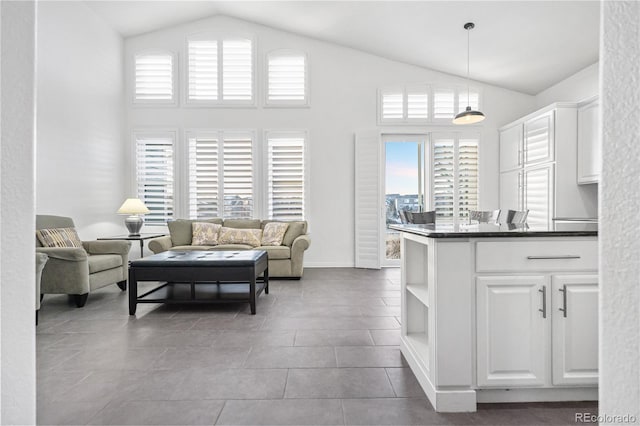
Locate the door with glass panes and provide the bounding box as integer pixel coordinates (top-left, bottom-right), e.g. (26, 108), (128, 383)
(382, 135), (428, 265)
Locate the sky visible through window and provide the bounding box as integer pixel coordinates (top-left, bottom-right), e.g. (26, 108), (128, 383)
(386, 142), (419, 195)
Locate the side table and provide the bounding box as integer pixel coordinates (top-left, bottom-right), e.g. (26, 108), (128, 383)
(98, 233), (166, 258)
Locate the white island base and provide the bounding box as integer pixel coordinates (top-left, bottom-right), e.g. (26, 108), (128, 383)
(397, 228), (598, 412)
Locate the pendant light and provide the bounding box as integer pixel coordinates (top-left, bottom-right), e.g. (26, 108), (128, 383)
(453, 22), (486, 125)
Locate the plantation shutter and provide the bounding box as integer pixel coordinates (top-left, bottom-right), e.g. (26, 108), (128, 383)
(188, 134), (219, 219)
(267, 53), (306, 102)
(135, 133), (174, 224)
(433, 88), (455, 120)
(381, 90), (404, 121)
(407, 87), (429, 119)
(354, 130), (381, 269)
(134, 53), (173, 102)
(433, 137), (455, 221)
(223, 134), (254, 218)
(222, 39), (253, 101)
(458, 138), (479, 219)
(188, 39), (218, 101)
(267, 134), (305, 220)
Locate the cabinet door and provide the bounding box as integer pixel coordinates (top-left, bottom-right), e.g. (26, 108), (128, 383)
(577, 99), (601, 184)
(499, 125), (523, 172)
(551, 275), (599, 386)
(524, 111), (554, 166)
(477, 276), (549, 387)
(499, 170), (522, 212)
(524, 164), (554, 228)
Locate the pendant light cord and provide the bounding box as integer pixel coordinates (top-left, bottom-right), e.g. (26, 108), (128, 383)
(467, 25), (470, 107)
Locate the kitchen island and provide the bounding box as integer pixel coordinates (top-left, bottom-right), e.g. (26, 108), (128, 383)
(390, 222), (598, 412)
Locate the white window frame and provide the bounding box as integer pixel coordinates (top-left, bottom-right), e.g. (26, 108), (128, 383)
(263, 129), (309, 220)
(184, 32), (257, 108)
(377, 85), (483, 125)
(131, 49), (178, 107)
(183, 129), (259, 219)
(264, 49), (310, 108)
(131, 129), (178, 227)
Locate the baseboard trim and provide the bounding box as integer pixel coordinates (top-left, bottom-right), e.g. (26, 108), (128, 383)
(477, 387), (598, 403)
(303, 263), (355, 268)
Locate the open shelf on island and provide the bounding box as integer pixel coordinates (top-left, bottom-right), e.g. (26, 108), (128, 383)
(406, 332), (429, 359)
(406, 284), (429, 307)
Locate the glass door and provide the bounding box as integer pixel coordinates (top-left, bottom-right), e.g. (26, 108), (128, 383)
(382, 134), (428, 265)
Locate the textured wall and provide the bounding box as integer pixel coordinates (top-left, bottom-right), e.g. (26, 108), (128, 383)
(600, 1), (640, 423)
(0, 1), (37, 423)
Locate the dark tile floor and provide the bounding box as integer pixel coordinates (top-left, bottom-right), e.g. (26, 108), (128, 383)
(37, 267), (597, 425)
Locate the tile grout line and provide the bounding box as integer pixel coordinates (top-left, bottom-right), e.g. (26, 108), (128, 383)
(383, 367), (399, 398)
(282, 368), (290, 399)
(340, 398), (347, 426)
(213, 399), (227, 425)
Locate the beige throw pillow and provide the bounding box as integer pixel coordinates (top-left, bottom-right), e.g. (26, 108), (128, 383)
(192, 222), (222, 245)
(261, 222), (289, 246)
(36, 227), (83, 248)
(218, 227), (262, 248)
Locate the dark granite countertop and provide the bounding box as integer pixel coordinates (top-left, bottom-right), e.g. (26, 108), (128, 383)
(389, 222), (598, 238)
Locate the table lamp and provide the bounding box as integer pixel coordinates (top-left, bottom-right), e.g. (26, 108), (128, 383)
(117, 198), (150, 236)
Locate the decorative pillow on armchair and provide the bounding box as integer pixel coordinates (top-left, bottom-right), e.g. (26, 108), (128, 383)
(261, 222), (289, 246)
(192, 222), (222, 245)
(36, 227), (83, 248)
(218, 227), (262, 247)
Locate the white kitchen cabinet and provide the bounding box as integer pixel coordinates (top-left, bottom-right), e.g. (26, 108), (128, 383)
(500, 164), (554, 227)
(477, 276), (549, 387)
(577, 97), (601, 184)
(397, 227), (598, 412)
(499, 125), (522, 172)
(499, 102), (595, 223)
(524, 111), (554, 166)
(524, 164), (554, 228)
(551, 275), (599, 386)
(499, 170), (521, 211)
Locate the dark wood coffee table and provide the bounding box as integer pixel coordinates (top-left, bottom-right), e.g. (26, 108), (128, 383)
(128, 250), (269, 315)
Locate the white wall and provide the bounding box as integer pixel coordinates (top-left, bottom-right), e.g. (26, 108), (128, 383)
(0, 1), (37, 423)
(125, 15), (535, 267)
(36, 1), (125, 240)
(535, 62), (599, 107)
(600, 1), (640, 422)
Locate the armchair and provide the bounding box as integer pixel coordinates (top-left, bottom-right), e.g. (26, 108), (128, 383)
(36, 215), (131, 307)
(35, 252), (48, 324)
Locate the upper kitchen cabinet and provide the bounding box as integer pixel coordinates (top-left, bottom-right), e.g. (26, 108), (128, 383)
(499, 124), (522, 172)
(499, 103), (596, 223)
(524, 111), (554, 166)
(499, 110), (554, 173)
(577, 96), (601, 184)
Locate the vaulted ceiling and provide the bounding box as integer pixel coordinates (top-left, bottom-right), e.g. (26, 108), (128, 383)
(84, 0), (600, 95)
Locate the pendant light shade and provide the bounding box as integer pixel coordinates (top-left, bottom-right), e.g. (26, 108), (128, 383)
(453, 106), (486, 124)
(453, 22), (485, 125)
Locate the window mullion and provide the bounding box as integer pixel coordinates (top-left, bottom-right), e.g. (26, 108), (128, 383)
(217, 130), (225, 217)
(453, 135), (460, 220)
(403, 88), (409, 122)
(217, 40), (223, 102)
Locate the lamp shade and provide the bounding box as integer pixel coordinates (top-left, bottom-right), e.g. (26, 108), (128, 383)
(117, 198), (150, 215)
(453, 106), (486, 124)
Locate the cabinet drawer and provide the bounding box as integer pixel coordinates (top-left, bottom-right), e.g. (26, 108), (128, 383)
(476, 240), (597, 272)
